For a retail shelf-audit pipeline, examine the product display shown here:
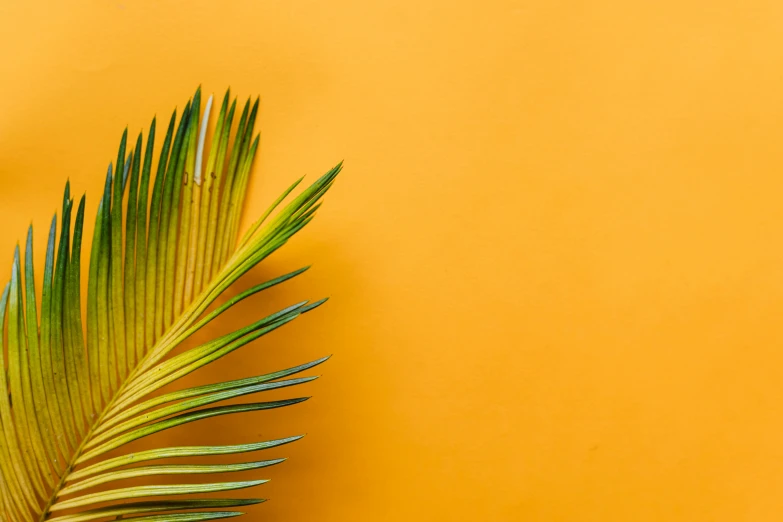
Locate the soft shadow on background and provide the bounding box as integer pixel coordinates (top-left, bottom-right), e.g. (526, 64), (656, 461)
(6, 1), (783, 521)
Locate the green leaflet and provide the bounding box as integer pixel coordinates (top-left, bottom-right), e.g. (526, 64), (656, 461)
(41, 214), (72, 460)
(162, 97), (196, 330)
(124, 133), (143, 369)
(52, 196), (78, 446)
(24, 226), (62, 475)
(0, 281), (40, 515)
(68, 435), (303, 482)
(135, 117), (156, 361)
(110, 132), (130, 380)
(82, 513), (244, 522)
(9, 248), (49, 496)
(195, 92), (228, 295)
(0, 86), (341, 522)
(68, 197), (91, 423)
(203, 97), (237, 283)
(59, 458), (284, 496)
(50, 480), (267, 511)
(145, 111), (175, 350)
(96, 166), (114, 404)
(47, 500), (262, 522)
(156, 101), (191, 339)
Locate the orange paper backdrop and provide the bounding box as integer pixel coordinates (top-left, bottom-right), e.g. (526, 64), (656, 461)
(3, 1), (783, 520)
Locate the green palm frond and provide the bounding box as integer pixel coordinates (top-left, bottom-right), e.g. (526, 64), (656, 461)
(0, 87), (341, 522)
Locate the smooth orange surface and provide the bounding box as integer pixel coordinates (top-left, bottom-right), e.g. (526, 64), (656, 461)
(4, 1), (783, 520)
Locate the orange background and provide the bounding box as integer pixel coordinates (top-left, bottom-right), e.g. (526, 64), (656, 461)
(3, 1), (783, 520)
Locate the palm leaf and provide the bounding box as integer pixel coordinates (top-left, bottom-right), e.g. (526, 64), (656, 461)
(0, 87), (341, 521)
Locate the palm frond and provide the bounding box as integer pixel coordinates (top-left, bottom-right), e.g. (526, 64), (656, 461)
(0, 87), (340, 521)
